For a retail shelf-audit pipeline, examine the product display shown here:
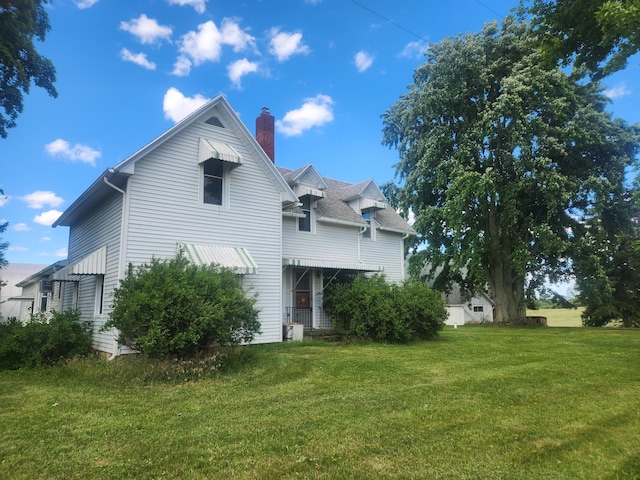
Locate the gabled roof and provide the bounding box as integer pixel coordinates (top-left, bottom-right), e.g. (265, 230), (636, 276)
(337, 179), (386, 203)
(54, 94), (298, 227)
(281, 164), (328, 191)
(278, 167), (415, 235)
(16, 260), (70, 287)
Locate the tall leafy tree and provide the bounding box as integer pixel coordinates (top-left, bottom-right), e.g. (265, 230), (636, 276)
(0, 0), (57, 138)
(382, 18), (639, 324)
(0, 189), (7, 275)
(574, 191), (640, 327)
(521, 0), (640, 78)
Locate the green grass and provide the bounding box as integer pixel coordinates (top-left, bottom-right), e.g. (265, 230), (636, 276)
(1, 327), (639, 479)
(529, 307), (585, 327)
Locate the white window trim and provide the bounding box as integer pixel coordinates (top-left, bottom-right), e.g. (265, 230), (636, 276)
(95, 275), (105, 316)
(297, 197), (316, 234)
(200, 160), (231, 210)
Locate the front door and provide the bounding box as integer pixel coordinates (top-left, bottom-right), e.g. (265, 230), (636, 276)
(294, 270), (312, 328)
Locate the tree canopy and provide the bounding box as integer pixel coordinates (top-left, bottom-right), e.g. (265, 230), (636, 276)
(0, 0), (57, 138)
(0, 189), (8, 279)
(382, 18), (640, 324)
(521, 0), (640, 78)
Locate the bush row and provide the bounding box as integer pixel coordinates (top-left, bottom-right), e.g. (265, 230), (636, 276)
(0, 310), (93, 370)
(323, 274), (447, 342)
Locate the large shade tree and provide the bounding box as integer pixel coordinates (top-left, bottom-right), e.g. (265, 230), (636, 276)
(382, 18), (639, 324)
(0, 0), (57, 138)
(574, 191), (640, 327)
(521, 0), (640, 78)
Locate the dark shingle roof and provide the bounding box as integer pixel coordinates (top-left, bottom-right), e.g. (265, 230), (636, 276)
(278, 167), (415, 235)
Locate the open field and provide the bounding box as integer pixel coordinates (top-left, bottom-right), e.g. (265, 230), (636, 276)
(1, 326), (639, 479)
(529, 307), (585, 327)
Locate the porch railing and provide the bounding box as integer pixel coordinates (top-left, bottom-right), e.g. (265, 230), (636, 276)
(284, 307), (333, 329)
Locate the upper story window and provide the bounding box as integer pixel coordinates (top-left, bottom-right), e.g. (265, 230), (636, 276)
(198, 138), (242, 208)
(203, 159), (225, 205)
(299, 196), (312, 232)
(362, 211), (371, 239)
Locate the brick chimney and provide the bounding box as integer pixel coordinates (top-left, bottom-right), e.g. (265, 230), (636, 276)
(256, 107), (275, 163)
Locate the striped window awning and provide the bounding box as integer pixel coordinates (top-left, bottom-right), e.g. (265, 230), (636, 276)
(198, 138), (242, 166)
(180, 243), (258, 275)
(56, 246), (107, 277)
(283, 257), (383, 272)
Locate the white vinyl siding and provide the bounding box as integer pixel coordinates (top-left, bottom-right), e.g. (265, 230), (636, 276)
(65, 190), (123, 353)
(122, 121), (284, 344)
(283, 217), (407, 283)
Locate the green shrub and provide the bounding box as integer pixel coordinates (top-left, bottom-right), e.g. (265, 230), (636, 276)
(103, 253), (261, 358)
(392, 280), (447, 339)
(323, 274), (445, 342)
(0, 310), (93, 370)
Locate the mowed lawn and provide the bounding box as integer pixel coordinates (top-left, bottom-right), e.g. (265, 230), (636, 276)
(1, 326), (639, 479)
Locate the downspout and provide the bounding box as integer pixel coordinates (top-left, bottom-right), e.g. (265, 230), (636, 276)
(357, 227), (367, 262)
(103, 169), (128, 360)
(401, 233), (410, 279)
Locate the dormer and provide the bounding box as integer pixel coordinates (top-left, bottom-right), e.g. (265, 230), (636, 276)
(282, 164), (328, 200)
(341, 179), (387, 213)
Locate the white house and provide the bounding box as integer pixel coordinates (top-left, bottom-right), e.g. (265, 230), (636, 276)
(443, 288), (495, 326)
(13, 95), (415, 357)
(1, 263), (48, 320)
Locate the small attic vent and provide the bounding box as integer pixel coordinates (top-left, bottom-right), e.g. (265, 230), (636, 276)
(204, 116), (224, 128)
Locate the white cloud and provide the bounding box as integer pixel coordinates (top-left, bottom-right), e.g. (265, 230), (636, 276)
(55, 248), (68, 258)
(172, 56), (192, 76)
(604, 82), (631, 99)
(41, 236), (51, 242)
(120, 48), (156, 70)
(13, 223), (31, 232)
(20, 191), (64, 209)
(276, 94), (334, 137)
(167, 0), (207, 14)
(220, 19), (257, 53)
(354, 50), (374, 72)
(34, 210), (63, 227)
(163, 87), (209, 123)
(120, 14), (172, 44)
(0, 195), (9, 207)
(8, 246), (28, 253)
(228, 59), (259, 88)
(45, 138), (101, 166)
(269, 28), (310, 62)
(74, 0), (99, 9)
(399, 40), (429, 59)
(175, 19), (255, 73)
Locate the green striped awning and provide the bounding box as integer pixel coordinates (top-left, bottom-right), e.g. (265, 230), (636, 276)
(198, 138), (242, 165)
(180, 243), (258, 275)
(283, 258), (383, 272)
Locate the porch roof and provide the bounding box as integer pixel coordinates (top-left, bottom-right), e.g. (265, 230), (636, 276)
(8, 296), (35, 302)
(283, 257), (383, 272)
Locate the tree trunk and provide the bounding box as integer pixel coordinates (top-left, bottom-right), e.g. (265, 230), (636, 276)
(485, 260), (527, 325)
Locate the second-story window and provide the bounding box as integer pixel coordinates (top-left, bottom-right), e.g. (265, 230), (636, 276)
(203, 159), (224, 206)
(299, 196), (311, 232)
(362, 211), (372, 238)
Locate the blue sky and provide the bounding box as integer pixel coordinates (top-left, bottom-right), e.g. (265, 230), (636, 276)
(1, 0), (639, 267)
